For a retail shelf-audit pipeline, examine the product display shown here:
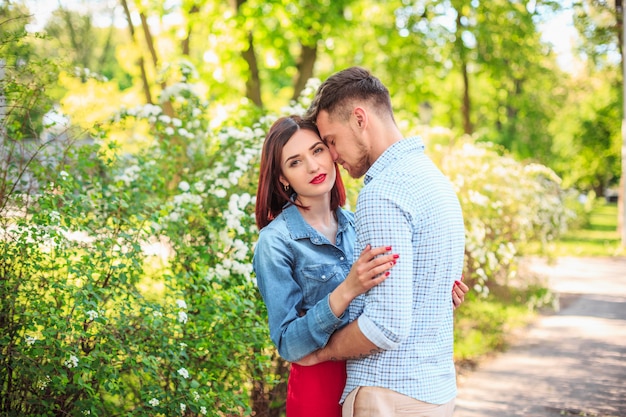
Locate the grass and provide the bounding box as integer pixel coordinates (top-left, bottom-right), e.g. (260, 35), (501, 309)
(552, 202), (626, 257)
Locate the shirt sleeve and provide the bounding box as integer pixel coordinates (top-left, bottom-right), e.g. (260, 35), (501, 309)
(253, 230), (347, 362)
(354, 184), (414, 350)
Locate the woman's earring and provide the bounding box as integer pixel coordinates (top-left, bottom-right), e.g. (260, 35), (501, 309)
(283, 184), (289, 192)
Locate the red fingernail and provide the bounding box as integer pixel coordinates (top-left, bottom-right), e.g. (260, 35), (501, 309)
(386, 246), (392, 251)
(385, 271), (390, 276)
(455, 280), (461, 285)
(393, 254), (399, 259)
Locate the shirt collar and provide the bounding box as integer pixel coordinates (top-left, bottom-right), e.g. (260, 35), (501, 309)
(364, 136), (425, 185)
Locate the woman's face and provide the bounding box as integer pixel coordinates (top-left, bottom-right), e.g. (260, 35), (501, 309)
(279, 128), (336, 201)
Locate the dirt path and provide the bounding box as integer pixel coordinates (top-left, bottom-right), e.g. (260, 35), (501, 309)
(454, 256), (626, 417)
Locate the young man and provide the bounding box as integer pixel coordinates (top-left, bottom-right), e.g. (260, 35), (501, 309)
(300, 67), (466, 417)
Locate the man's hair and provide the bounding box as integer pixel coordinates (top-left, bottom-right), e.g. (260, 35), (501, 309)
(305, 66), (394, 123)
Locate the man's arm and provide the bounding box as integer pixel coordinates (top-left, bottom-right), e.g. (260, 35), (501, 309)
(296, 319), (381, 366)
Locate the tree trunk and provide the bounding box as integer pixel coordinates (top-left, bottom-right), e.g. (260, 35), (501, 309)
(231, 0), (263, 108)
(461, 59), (472, 135)
(98, 9), (116, 69)
(616, 0), (625, 244)
(242, 31), (263, 108)
(120, 0), (152, 104)
(455, 10), (472, 135)
(291, 43), (317, 101)
(181, 4), (199, 56)
(139, 12), (174, 117)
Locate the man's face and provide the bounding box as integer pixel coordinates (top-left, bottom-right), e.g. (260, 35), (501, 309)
(316, 110), (370, 179)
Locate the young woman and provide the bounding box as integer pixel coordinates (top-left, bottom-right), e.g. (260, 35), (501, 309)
(253, 115), (466, 417)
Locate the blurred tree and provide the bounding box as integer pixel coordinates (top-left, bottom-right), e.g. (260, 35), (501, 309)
(0, 2), (58, 139)
(572, 0), (624, 239)
(44, 6), (132, 89)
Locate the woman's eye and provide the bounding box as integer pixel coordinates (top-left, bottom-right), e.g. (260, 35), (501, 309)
(313, 147), (324, 155)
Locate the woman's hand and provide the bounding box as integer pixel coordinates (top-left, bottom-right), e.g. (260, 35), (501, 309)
(343, 244), (397, 298)
(328, 245), (396, 318)
(452, 275), (469, 309)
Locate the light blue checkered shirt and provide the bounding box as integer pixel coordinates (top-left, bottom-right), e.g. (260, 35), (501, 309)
(342, 136), (465, 405)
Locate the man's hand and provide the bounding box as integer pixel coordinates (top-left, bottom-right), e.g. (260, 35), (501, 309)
(295, 350), (323, 367)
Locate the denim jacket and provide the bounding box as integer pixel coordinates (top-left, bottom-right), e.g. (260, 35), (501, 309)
(253, 203), (356, 362)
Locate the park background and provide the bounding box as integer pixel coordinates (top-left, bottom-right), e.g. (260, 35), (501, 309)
(1, 0), (624, 416)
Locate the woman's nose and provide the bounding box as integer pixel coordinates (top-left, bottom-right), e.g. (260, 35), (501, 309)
(307, 160), (320, 173)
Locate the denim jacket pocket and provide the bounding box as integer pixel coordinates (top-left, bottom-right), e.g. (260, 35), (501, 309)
(300, 264), (341, 307)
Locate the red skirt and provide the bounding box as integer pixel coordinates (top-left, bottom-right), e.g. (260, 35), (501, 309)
(286, 360), (347, 417)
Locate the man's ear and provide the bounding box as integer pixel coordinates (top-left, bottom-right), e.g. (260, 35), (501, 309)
(353, 107), (367, 129)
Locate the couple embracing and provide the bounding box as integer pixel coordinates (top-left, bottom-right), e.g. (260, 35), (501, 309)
(253, 66), (467, 417)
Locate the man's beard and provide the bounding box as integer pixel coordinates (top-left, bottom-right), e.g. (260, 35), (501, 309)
(347, 147), (370, 179)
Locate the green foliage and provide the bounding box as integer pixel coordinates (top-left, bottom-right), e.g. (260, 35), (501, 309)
(0, 7), (58, 139)
(551, 201), (626, 257)
(549, 67), (621, 194)
(3, 1), (612, 413)
(0, 59), (279, 415)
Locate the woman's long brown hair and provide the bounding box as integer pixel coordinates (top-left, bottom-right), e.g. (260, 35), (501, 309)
(255, 115), (346, 230)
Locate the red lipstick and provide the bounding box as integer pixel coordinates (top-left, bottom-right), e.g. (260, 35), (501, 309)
(310, 174), (326, 184)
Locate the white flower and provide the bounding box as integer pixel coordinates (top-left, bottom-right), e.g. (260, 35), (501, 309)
(36, 375), (51, 390)
(153, 311), (163, 317)
(49, 211), (60, 222)
(86, 310), (98, 321)
(178, 311), (188, 324)
(193, 181), (206, 193)
(200, 406), (207, 415)
(148, 398), (160, 407)
(165, 126), (175, 136)
(26, 336), (38, 346)
(59, 170), (69, 179)
(176, 299), (187, 309)
(177, 367), (189, 379)
(178, 181), (190, 192)
(180, 403), (187, 413)
(64, 355), (79, 368)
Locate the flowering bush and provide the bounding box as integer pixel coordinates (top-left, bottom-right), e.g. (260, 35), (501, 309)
(1, 61), (282, 416)
(427, 130), (577, 296)
(1, 54), (574, 416)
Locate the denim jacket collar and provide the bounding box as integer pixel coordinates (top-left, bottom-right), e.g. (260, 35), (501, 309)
(281, 203), (353, 243)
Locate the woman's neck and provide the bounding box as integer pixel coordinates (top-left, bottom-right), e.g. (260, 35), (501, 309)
(296, 196), (338, 244)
